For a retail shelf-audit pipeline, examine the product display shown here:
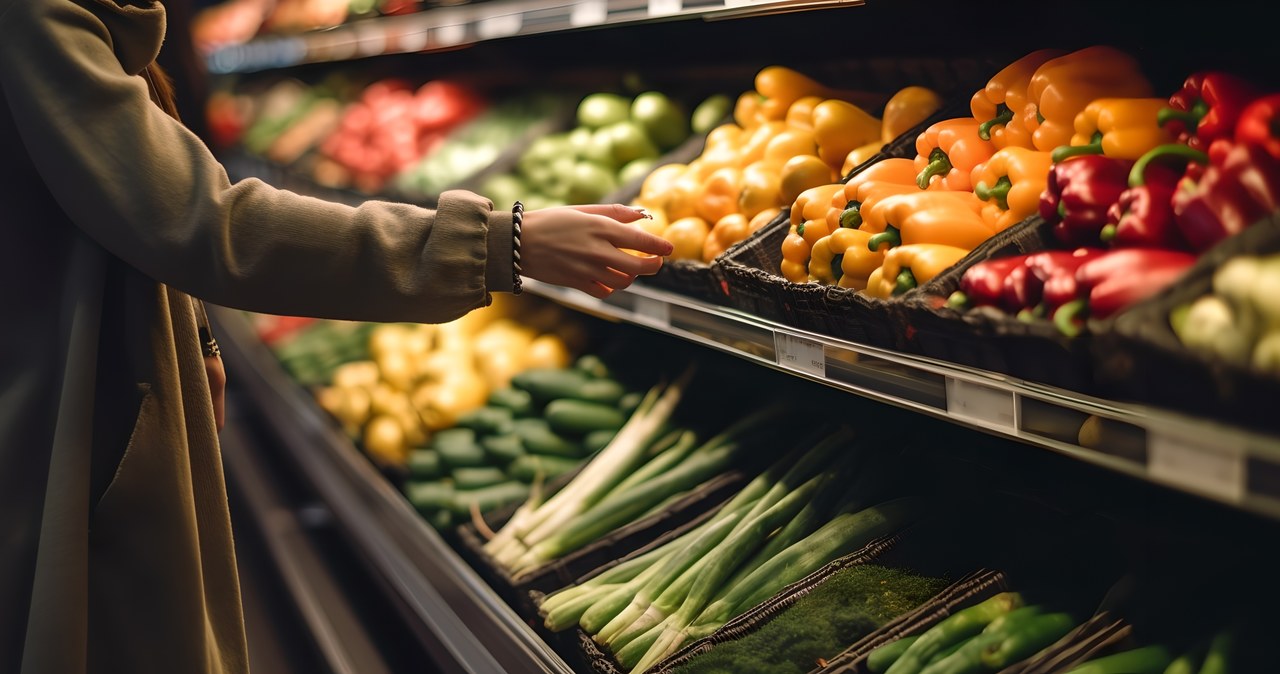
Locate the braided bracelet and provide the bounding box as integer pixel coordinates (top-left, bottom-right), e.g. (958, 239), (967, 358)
(511, 200), (524, 295)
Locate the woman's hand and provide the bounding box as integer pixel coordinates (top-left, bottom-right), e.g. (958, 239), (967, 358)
(519, 204), (673, 299)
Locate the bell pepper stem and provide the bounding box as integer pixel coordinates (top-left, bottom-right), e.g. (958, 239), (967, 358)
(978, 103), (1013, 141)
(916, 148), (952, 189)
(1156, 100), (1210, 129)
(839, 201), (862, 229)
(867, 226), (901, 252)
(1128, 143), (1210, 188)
(830, 254), (844, 283)
(975, 176), (1012, 211)
(946, 291), (969, 310)
(1099, 224), (1117, 243)
(1053, 298), (1088, 338)
(893, 268), (917, 296)
(1050, 131), (1105, 164)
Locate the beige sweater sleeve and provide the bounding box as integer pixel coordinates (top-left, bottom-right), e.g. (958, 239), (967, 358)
(0, 0), (514, 324)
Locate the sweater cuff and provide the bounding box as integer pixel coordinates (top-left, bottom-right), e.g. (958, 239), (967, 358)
(485, 205), (515, 294)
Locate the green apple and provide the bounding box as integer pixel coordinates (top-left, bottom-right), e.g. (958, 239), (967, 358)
(479, 173), (528, 209)
(691, 94), (732, 135)
(566, 161), (618, 204)
(604, 120), (660, 167)
(566, 126), (594, 159)
(577, 92), (631, 130)
(542, 155), (578, 200)
(584, 127), (619, 169)
(518, 133), (571, 178)
(631, 91), (688, 150)
(618, 157), (658, 185)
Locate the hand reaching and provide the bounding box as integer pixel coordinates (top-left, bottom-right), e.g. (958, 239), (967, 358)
(518, 204), (674, 299)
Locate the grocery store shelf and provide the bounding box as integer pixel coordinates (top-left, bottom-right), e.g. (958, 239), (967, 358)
(211, 306), (574, 674)
(204, 0), (862, 73)
(522, 279), (1280, 522)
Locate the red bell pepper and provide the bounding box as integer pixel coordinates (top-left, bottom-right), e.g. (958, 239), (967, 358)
(1172, 141), (1280, 252)
(1235, 94), (1280, 160)
(947, 255), (1029, 310)
(1158, 72), (1262, 152)
(1052, 249), (1196, 335)
(1102, 145), (1199, 250)
(1026, 248), (1107, 315)
(1040, 155), (1133, 247)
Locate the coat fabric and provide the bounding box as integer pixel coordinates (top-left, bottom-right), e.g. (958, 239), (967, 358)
(0, 1), (516, 672)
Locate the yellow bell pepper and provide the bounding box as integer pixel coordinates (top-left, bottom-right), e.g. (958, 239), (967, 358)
(972, 147), (1054, 231)
(830, 157), (921, 226)
(882, 86), (943, 144)
(791, 182), (846, 229)
(755, 66), (832, 121)
(864, 244), (970, 299)
(808, 227), (859, 284)
(970, 49), (1065, 150)
(860, 191), (990, 252)
(1051, 98), (1176, 163)
(840, 140), (886, 177)
(811, 227), (884, 290)
(914, 118), (996, 191)
(830, 180), (918, 231)
(779, 183), (843, 281)
(1021, 45), (1155, 153)
(812, 99), (882, 170)
(784, 95), (827, 130)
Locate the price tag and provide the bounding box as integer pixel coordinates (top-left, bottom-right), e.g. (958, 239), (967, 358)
(632, 295), (670, 327)
(774, 332), (825, 378)
(434, 23), (467, 47)
(945, 378), (1015, 430)
(1148, 431), (1246, 503)
(648, 0), (682, 16)
(570, 0), (607, 26)
(477, 12), (522, 39)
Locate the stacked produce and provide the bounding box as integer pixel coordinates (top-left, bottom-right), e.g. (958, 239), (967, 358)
(784, 46), (1165, 298)
(404, 355), (645, 530)
(1172, 253), (1280, 373)
(1061, 625), (1237, 674)
(943, 65), (1280, 337)
(309, 296), (585, 469)
(865, 592), (1088, 674)
(478, 89), (726, 211)
(630, 65), (943, 264)
(535, 426), (926, 673)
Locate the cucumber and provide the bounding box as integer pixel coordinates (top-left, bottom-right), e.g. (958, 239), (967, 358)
(573, 354), (613, 379)
(406, 481), (454, 512)
(544, 398), (626, 435)
(868, 636), (921, 673)
(979, 612), (1078, 669)
(617, 390), (644, 416)
(1065, 645), (1174, 674)
(510, 368), (626, 405)
(455, 406), (515, 435)
(507, 454), (581, 483)
(512, 417), (585, 458)
(452, 466), (508, 490)
(434, 428), (487, 468)
(446, 480), (531, 516)
(583, 429), (617, 454)
(407, 449), (444, 480)
(918, 639), (971, 673)
(887, 592), (1023, 674)
(427, 508), (455, 530)
(488, 387), (535, 417)
(1198, 629), (1233, 674)
(481, 433), (525, 463)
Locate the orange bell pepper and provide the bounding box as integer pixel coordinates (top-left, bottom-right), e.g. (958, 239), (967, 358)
(860, 191), (990, 252)
(914, 118), (996, 191)
(779, 183), (844, 281)
(882, 86), (943, 144)
(972, 147), (1054, 231)
(970, 49), (1065, 150)
(1051, 98), (1176, 163)
(812, 99), (883, 170)
(864, 243), (970, 299)
(791, 182), (845, 229)
(808, 227), (866, 285)
(830, 158), (921, 230)
(780, 227), (811, 282)
(1021, 45), (1155, 153)
(831, 181), (918, 231)
(755, 66), (832, 121)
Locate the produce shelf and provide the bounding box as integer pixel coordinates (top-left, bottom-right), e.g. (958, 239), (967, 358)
(211, 305), (574, 674)
(204, 0), (862, 74)
(520, 279), (1280, 522)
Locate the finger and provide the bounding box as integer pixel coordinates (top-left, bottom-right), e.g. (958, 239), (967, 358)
(610, 252), (665, 277)
(595, 267), (636, 290)
(570, 203), (649, 223)
(584, 280), (614, 299)
(607, 224), (674, 256)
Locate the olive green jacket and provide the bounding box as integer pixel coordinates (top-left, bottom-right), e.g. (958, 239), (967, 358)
(0, 1), (515, 672)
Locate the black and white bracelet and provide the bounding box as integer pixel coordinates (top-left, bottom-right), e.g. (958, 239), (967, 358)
(511, 200), (524, 295)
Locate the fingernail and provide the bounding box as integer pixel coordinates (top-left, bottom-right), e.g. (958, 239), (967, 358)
(633, 206), (653, 220)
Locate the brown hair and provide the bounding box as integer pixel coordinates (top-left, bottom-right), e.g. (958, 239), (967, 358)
(143, 61), (182, 122)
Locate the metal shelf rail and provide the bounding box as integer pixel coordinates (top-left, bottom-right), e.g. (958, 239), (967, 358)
(204, 0), (862, 73)
(522, 279), (1280, 522)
